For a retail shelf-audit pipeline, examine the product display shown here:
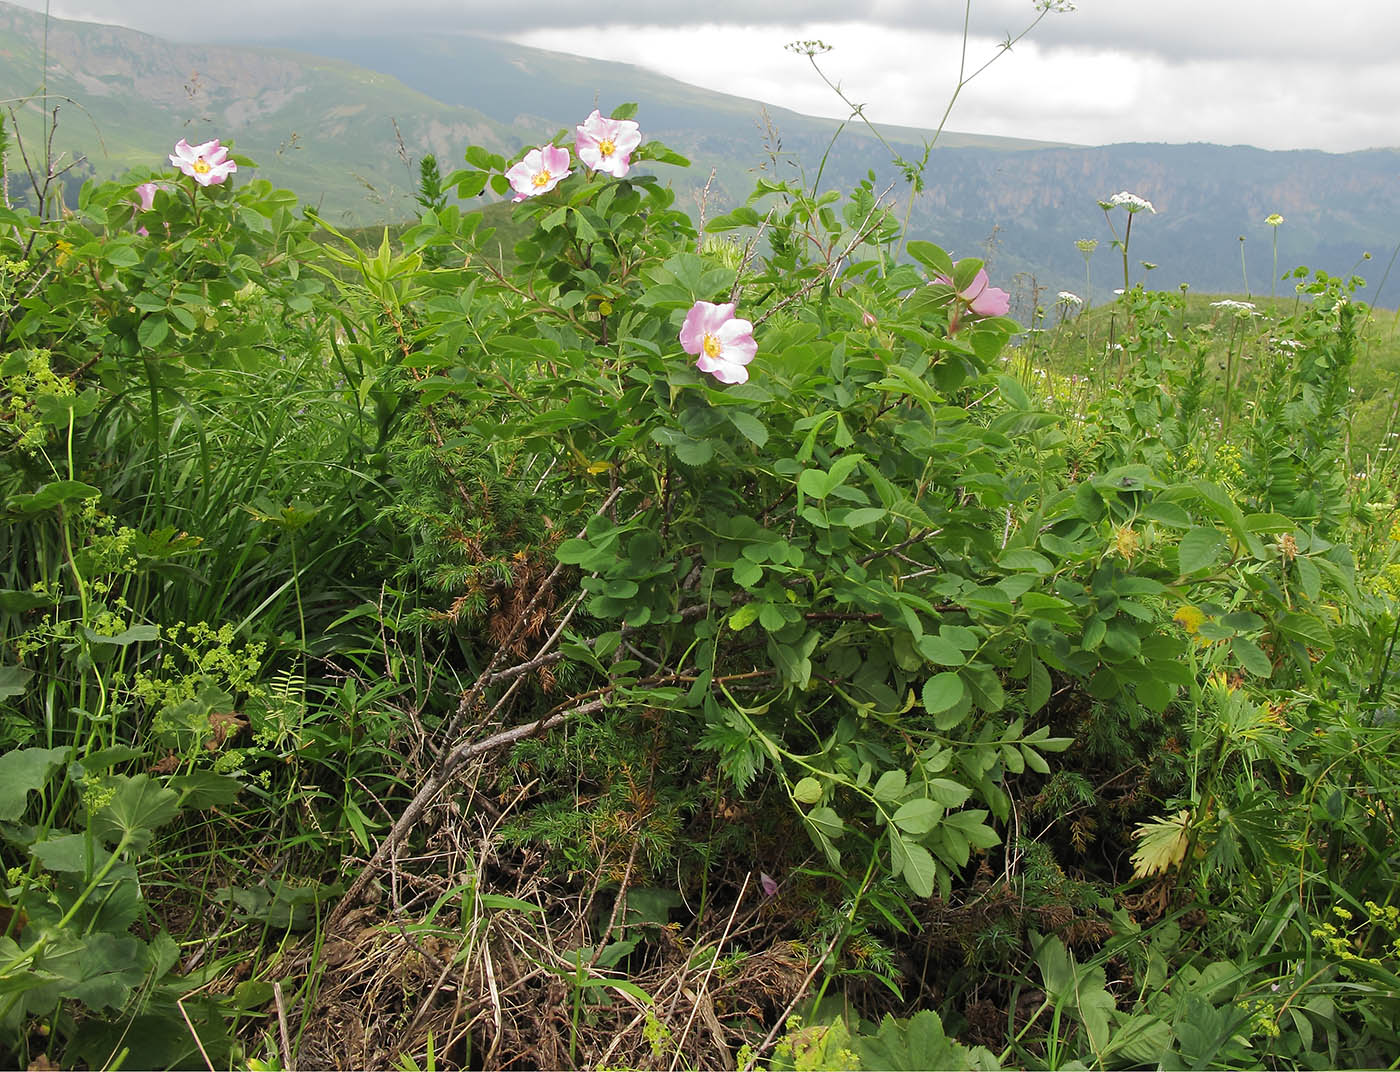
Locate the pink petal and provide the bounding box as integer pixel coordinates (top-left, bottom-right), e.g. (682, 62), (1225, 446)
(678, 305), (709, 354)
(540, 145), (571, 176)
(969, 285), (1010, 318)
(187, 138), (221, 160)
(709, 359), (749, 385)
(961, 268), (990, 302)
(611, 125), (642, 156)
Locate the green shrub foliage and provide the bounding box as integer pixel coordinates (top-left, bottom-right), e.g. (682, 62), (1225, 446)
(0, 106), (1396, 1069)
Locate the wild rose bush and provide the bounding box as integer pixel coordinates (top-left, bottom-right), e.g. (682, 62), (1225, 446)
(3, 105), (1395, 1069)
(394, 107), (1367, 906)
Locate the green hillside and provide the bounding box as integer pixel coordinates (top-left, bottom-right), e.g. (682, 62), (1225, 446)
(4, 1), (1399, 303)
(0, 3), (521, 223)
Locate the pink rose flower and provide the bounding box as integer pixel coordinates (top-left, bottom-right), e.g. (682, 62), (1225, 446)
(575, 109), (642, 179)
(680, 301), (757, 385)
(133, 181), (158, 235)
(936, 268), (1011, 318)
(169, 138), (236, 186)
(505, 145), (571, 201)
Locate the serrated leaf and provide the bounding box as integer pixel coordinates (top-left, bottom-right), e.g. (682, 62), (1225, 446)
(167, 770), (244, 809)
(85, 624), (159, 647)
(727, 410), (768, 447)
(0, 746), (70, 821)
(872, 769), (907, 802)
(673, 436), (714, 466)
(7, 481), (101, 514)
(901, 842), (937, 898)
(40, 932), (146, 1012)
(841, 506), (886, 528)
(926, 779), (972, 808)
(30, 832), (90, 873)
(732, 558), (763, 588)
(1231, 635), (1273, 677)
(0, 663), (35, 701)
(1130, 809), (1191, 878)
(892, 798), (941, 835)
(1177, 527), (1228, 575)
(93, 774), (180, 852)
(798, 467), (830, 499)
(921, 672), (964, 715)
(915, 635), (964, 666)
(1026, 658), (1050, 714)
(728, 603), (759, 631)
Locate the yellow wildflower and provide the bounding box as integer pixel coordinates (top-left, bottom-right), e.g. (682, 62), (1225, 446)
(1113, 525), (1140, 559)
(1172, 605), (1206, 634)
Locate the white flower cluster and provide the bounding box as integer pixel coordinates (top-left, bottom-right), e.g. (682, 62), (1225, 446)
(1107, 191), (1156, 214)
(1056, 291), (1083, 306)
(1210, 299), (1258, 314)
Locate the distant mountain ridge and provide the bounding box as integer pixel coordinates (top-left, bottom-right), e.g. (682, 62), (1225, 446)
(3, 1), (1397, 305)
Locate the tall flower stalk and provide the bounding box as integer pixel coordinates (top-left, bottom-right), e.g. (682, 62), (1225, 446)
(1099, 192), (1156, 294)
(1266, 214), (1285, 301)
(789, 0), (1077, 258)
(1211, 299), (1257, 430)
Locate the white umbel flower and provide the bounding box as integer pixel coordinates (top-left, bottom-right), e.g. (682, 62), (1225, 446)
(1106, 191), (1156, 214)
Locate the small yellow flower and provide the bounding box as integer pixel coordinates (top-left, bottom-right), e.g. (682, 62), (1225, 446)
(1265, 213), (1285, 227)
(1113, 525), (1140, 559)
(1172, 605), (1206, 634)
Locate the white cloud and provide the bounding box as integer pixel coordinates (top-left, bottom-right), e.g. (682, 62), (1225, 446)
(510, 21), (1399, 152)
(9, 0), (1399, 151)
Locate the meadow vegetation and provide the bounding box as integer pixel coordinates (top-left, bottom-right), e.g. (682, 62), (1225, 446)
(0, 85), (1398, 1072)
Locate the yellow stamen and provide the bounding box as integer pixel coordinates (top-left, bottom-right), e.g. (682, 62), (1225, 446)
(598, 138), (616, 157)
(193, 157), (211, 175)
(702, 333), (722, 359)
(532, 170), (552, 187)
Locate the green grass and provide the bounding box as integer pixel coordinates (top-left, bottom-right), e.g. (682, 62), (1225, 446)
(1011, 289), (1400, 465)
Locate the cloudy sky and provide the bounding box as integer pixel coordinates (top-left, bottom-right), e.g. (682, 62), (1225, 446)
(12, 0), (1398, 152)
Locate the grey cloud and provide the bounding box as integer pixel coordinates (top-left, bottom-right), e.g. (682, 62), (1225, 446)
(26, 0), (1397, 65)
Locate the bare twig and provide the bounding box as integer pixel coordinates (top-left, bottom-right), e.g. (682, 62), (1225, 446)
(586, 838), (640, 970)
(695, 167), (717, 251)
(177, 996), (217, 1072)
(437, 485), (622, 749)
(273, 981), (296, 1071)
(670, 873), (751, 1070)
(754, 181), (897, 327)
